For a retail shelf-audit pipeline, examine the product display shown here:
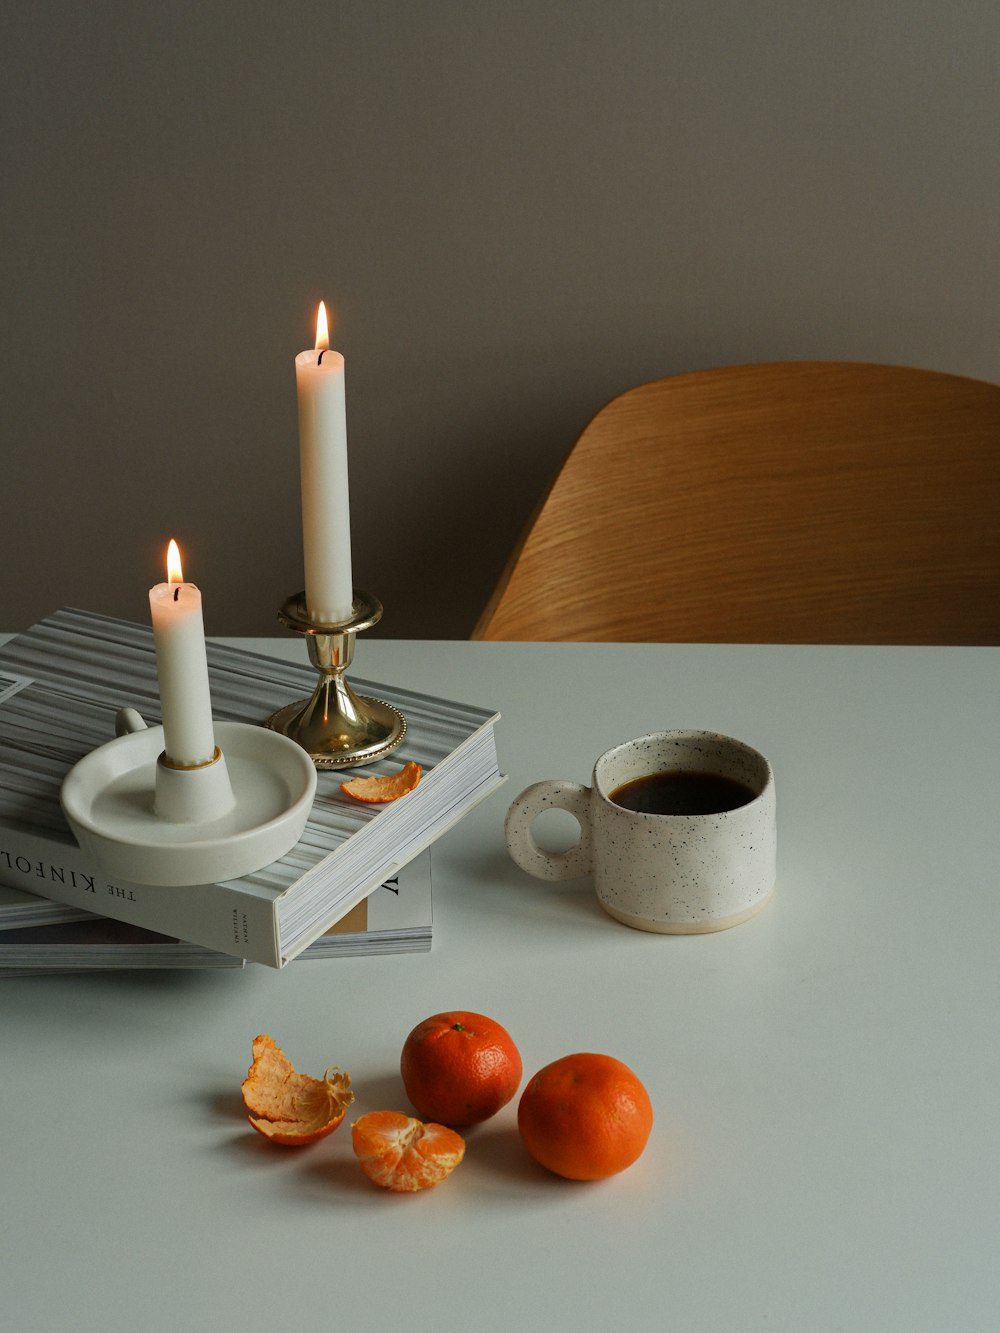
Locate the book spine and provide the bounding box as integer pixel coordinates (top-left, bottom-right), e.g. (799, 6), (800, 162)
(0, 828), (281, 966)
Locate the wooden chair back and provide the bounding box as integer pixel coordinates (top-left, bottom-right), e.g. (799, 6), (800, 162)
(473, 361), (1000, 643)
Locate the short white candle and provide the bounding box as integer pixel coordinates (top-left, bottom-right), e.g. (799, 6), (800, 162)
(295, 300), (354, 624)
(148, 540), (217, 767)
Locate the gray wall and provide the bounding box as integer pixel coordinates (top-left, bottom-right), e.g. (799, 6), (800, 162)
(3, 2), (998, 639)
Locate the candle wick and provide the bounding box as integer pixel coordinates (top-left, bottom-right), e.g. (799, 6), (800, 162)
(173, 586), (180, 602)
(317, 349), (327, 365)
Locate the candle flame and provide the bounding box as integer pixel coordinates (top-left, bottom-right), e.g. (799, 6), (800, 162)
(167, 539), (184, 585)
(315, 301), (330, 351)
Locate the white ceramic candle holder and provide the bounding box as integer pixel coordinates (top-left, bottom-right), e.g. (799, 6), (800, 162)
(153, 747), (235, 824)
(60, 709), (317, 887)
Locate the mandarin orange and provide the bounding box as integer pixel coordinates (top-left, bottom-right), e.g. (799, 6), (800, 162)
(517, 1052), (653, 1180)
(242, 1034), (354, 1146)
(351, 1111), (465, 1191)
(400, 1010), (522, 1126)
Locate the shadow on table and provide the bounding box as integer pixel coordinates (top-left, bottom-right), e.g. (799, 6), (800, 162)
(462, 1120), (553, 1190)
(445, 844), (609, 932)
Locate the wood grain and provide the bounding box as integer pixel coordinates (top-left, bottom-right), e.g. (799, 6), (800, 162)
(473, 362), (1000, 644)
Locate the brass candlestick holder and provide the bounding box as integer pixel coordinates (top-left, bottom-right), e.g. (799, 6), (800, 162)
(264, 591), (406, 769)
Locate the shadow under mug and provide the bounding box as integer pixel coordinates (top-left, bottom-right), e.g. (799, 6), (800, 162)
(504, 729), (776, 933)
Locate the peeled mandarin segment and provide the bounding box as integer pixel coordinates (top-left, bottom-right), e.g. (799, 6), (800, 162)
(242, 1034), (354, 1145)
(351, 1111), (465, 1192)
(340, 761), (422, 804)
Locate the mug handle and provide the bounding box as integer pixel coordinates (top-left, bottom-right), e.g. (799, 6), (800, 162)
(504, 781), (592, 881)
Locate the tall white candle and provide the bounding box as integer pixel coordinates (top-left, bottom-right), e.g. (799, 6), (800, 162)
(148, 540), (217, 768)
(295, 301), (354, 624)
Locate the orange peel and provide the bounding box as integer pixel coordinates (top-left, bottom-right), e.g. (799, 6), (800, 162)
(340, 761), (422, 804)
(242, 1034), (354, 1146)
(351, 1110), (465, 1191)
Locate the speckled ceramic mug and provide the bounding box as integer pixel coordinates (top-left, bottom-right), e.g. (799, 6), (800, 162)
(504, 730), (776, 933)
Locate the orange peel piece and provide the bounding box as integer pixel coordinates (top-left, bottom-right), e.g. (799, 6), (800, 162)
(351, 1110), (465, 1191)
(340, 761), (422, 804)
(242, 1034), (354, 1146)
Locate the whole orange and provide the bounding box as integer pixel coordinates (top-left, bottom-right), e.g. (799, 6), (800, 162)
(517, 1052), (653, 1180)
(400, 1010), (522, 1126)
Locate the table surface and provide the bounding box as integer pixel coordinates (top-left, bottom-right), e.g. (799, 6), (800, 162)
(2, 637), (998, 1333)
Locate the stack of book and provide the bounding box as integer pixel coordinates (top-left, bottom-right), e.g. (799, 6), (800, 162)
(0, 609), (504, 972)
(0, 853), (432, 973)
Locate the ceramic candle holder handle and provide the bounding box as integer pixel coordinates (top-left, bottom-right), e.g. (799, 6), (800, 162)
(115, 707), (148, 736)
(503, 780), (593, 881)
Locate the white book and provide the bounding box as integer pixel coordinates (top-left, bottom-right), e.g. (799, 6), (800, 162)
(0, 610), (502, 967)
(0, 852), (432, 973)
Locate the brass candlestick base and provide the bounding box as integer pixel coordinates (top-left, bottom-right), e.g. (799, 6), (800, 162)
(264, 591), (406, 769)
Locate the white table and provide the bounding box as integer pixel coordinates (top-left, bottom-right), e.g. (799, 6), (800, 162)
(2, 638), (998, 1332)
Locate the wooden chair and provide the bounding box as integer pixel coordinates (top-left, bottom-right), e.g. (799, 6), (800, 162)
(472, 361), (1000, 644)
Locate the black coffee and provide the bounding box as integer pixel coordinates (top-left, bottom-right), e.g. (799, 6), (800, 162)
(609, 770), (757, 816)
